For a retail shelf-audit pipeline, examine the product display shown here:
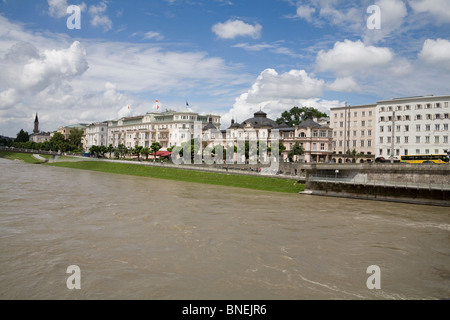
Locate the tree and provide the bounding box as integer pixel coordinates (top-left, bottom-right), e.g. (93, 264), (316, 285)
(288, 142), (304, 162)
(276, 106), (327, 126)
(346, 149), (363, 163)
(49, 132), (68, 152)
(134, 145), (143, 161)
(16, 129), (29, 143)
(107, 144), (114, 159)
(142, 147), (151, 160)
(90, 146), (99, 157)
(99, 145), (108, 158)
(117, 144), (127, 159)
(150, 142), (162, 159)
(67, 128), (84, 152)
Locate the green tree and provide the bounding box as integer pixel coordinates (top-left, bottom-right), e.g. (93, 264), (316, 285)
(99, 145), (108, 158)
(276, 106), (327, 126)
(90, 146), (100, 157)
(49, 132), (68, 152)
(150, 142), (162, 159)
(16, 129), (29, 143)
(288, 142), (304, 162)
(142, 147), (151, 160)
(107, 144), (114, 159)
(67, 128), (84, 152)
(117, 144), (127, 159)
(134, 145), (143, 161)
(346, 149), (363, 163)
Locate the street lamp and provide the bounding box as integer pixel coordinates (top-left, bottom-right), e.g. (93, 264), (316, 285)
(335, 169), (339, 180)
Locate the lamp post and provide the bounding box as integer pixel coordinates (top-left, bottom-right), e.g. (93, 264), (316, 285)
(335, 169), (339, 180)
(391, 110), (395, 163)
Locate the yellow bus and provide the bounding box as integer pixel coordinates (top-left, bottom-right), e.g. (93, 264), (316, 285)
(400, 154), (449, 164)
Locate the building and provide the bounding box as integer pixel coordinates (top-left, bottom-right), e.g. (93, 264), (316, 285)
(30, 113), (51, 144)
(375, 95), (450, 159)
(107, 111), (221, 150)
(57, 123), (87, 151)
(330, 104), (377, 163)
(85, 121), (109, 151)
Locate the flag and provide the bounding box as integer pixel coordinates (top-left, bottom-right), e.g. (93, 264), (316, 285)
(155, 99), (160, 110)
(186, 101), (189, 107)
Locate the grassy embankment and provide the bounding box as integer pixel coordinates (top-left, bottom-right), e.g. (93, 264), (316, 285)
(0, 151), (45, 164)
(46, 161), (305, 193)
(1, 151), (305, 193)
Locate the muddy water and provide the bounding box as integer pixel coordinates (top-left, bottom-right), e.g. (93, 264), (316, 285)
(0, 158), (449, 299)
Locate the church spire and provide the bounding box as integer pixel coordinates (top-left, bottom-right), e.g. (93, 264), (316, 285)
(33, 113), (39, 134)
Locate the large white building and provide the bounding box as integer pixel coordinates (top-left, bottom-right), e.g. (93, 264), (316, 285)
(375, 95), (450, 159)
(85, 121), (109, 151)
(107, 111), (221, 150)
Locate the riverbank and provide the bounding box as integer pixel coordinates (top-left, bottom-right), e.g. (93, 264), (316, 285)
(44, 161), (305, 193)
(0, 151), (46, 164)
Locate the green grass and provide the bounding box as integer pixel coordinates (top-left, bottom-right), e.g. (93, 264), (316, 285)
(0, 152), (45, 164)
(46, 161), (305, 193)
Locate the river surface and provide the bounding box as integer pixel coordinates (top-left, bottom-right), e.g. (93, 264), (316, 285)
(0, 158), (449, 300)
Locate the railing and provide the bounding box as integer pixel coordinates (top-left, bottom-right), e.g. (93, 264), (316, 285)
(308, 175), (450, 191)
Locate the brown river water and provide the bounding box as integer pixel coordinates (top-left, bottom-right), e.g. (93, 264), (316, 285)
(0, 158), (449, 299)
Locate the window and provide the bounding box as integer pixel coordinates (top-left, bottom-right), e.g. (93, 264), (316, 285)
(426, 124), (431, 131)
(388, 116), (393, 121)
(416, 136), (420, 143)
(404, 115), (410, 121)
(405, 125), (409, 132)
(362, 111), (366, 116)
(404, 136), (409, 143)
(425, 149), (429, 154)
(396, 116), (402, 121)
(416, 124), (421, 131)
(380, 116), (385, 122)
(321, 143), (325, 151)
(361, 130), (365, 136)
(353, 130), (357, 136)
(436, 103), (441, 108)
(379, 149), (383, 155)
(444, 124), (449, 131)
(388, 125), (392, 132)
(445, 102), (449, 108)
(354, 112), (358, 117)
(361, 121), (365, 126)
(313, 131), (318, 137)
(380, 126), (384, 132)
(333, 131), (337, 137)
(416, 104), (422, 110)
(334, 113), (338, 118)
(380, 107), (385, 112)
(426, 114), (432, 120)
(405, 105), (410, 110)
(444, 113), (449, 119)
(396, 106), (402, 111)
(387, 137), (392, 143)
(340, 113), (344, 118)
(340, 122), (344, 128)
(444, 136), (448, 143)
(426, 104), (431, 109)
(425, 136), (430, 143)
(435, 136), (439, 143)
(368, 130), (372, 136)
(405, 149), (408, 155)
(396, 136), (401, 143)
(435, 114), (441, 120)
(435, 124), (440, 131)
(396, 149), (400, 156)
(339, 141), (343, 147)
(380, 137), (384, 143)
(388, 106), (393, 111)
(416, 115), (422, 120)
(416, 149), (420, 154)
(313, 143), (317, 150)
(396, 125), (401, 132)
(368, 120), (372, 126)
(361, 140), (365, 147)
(369, 111), (373, 116)
(320, 130), (327, 137)
(353, 140), (357, 147)
(368, 140), (372, 147)
(339, 131), (343, 137)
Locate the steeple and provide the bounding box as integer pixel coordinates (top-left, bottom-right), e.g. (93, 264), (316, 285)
(33, 113), (39, 134)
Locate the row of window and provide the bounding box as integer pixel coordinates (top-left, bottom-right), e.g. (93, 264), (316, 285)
(380, 123), (449, 132)
(380, 113), (449, 122)
(336, 120), (372, 128)
(334, 130), (373, 137)
(380, 102), (449, 112)
(380, 136), (449, 144)
(334, 111), (373, 118)
(335, 140), (373, 147)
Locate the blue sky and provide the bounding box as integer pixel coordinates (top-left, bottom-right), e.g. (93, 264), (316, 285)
(0, 0), (449, 137)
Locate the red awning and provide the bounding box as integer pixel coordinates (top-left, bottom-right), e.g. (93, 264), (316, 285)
(155, 151), (171, 157)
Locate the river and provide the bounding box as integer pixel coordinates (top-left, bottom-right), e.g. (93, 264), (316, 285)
(0, 158), (449, 299)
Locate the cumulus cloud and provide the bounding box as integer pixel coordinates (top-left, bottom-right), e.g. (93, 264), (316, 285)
(296, 5), (316, 22)
(212, 19), (262, 39)
(418, 38), (450, 70)
(48, 0), (86, 18)
(143, 31), (164, 41)
(409, 0), (450, 23)
(316, 40), (394, 76)
(326, 77), (360, 92)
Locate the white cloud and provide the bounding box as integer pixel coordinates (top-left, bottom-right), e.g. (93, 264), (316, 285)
(296, 5), (316, 21)
(212, 19), (262, 39)
(316, 40), (394, 76)
(326, 77), (360, 92)
(363, 0), (408, 44)
(409, 0), (450, 23)
(48, 0), (86, 18)
(89, 1), (112, 31)
(143, 31), (164, 41)
(0, 88), (17, 109)
(419, 38), (450, 70)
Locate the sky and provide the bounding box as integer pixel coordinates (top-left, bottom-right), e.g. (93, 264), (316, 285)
(0, 0), (449, 137)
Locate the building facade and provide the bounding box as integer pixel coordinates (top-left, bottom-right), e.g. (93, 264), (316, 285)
(375, 95), (450, 159)
(85, 121), (109, 151)
(107, 111), (221, 150)
(330, 104), (377, 163)
(30, 113), (51, 144)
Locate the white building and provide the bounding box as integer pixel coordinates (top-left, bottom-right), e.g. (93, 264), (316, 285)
(107, 111), (221, 150)
(375, 95), (450, 159)
(85, 121), (109, 150)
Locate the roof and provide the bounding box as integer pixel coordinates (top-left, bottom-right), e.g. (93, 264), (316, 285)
(156, 151), (171, 157)
(297, 111), (323, 129)
(242, 111), (278, 128)
(202, 122), (217, 131)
